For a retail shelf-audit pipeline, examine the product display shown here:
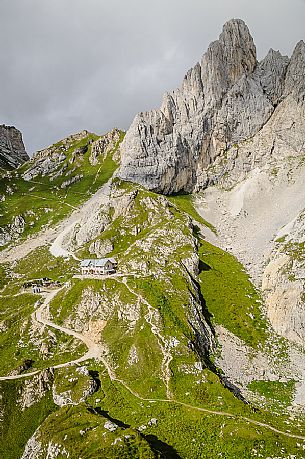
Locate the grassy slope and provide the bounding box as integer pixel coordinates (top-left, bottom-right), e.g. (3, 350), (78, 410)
(28, 367), (304, 459)
(0, 248), (85, 376)
(0, 129), (125, 375)
(41, 184), (305, 456)
(0, 379), (56, 459)
(0, 130), (124, 245)
(1, 179), (304, 457)
(168, 194), (216, 234)
(198, 239), (267, 348)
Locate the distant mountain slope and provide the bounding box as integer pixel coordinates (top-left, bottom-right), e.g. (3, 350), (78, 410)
(0, 128), (124, 248)
(118, 18), (305, 194)
(0, 125), (29, 170)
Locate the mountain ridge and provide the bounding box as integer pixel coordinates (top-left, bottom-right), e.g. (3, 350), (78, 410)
(118, 18), (305, 194)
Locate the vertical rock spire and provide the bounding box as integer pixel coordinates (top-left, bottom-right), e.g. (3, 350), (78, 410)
(200, 19), (257, 106)
(118, 19), (304, 194)
(0, 125), (29, 169)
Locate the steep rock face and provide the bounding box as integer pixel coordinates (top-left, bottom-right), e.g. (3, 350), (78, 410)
(262, 210), (305, 346)
(118, 19), (304, 194)
(255, 49), (289, 105)
(0, 124), (29, 169)
(284, 40), (305, 100)
(89, 128), (121, 165)
(19, 369), (54, 410)
(207, 93), (305, 189)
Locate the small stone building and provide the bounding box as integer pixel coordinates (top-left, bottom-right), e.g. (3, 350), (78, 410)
(80, 258), (117, 276)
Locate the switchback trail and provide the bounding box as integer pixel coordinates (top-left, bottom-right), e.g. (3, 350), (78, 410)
(0, 287), (102, 381)
(0, 287), (304, 442)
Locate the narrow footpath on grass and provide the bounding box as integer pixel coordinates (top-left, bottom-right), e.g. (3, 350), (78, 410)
(0, 284), (304, 442)
(1, 181), (304, 444)
(0, 287), (102, 381)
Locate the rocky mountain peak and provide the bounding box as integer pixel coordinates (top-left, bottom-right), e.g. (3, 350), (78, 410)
(284, 39), (305, 99)
(199, 18), (257, 108)
(118, 19), (305, 194)
(218, 18), (257, 74)
(0, 124), (29, 169)
(255, 48), (289, 105)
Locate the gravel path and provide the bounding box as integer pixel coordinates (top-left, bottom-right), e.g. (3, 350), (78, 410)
(0, 180), (112, 264)
(0, 288), (102, 381)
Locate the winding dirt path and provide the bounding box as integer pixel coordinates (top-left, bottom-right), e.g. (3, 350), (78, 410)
(0, 180), (112, 264)
(0, 288), (102, 381)
(120, 278), (173, 399)
(35, 289), (102, 360)
(109, 376), (305, 441)
(0, 287), (304, 441)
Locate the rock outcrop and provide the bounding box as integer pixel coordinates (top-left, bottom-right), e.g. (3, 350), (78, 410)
(0, 214), (25, 247)
(118, 19), (305, 194)
(89, 128), (122, 165)
(22, 130), (91, 181)
(263, 209), (305, 346)
(52, 366), (97, 407)
(19, 369), (54, 410)
(0, 124), (29, 169)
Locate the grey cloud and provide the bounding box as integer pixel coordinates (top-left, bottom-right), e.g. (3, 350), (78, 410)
(0, 0), (304, 154)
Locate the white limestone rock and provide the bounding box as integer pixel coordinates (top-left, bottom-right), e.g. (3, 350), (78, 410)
(118, 19), (305, 195)
(19, 369), (54, 410)
(263, 209), (305, 346)
(255, 49), (289, 105)
(0, 124), (28, 169)
(284, 40), (305, 100)
(89, 238), (113, 257)
(21, 430), (43, 459)
(0, 214), (25, 247)
(89, 128), (121, 165)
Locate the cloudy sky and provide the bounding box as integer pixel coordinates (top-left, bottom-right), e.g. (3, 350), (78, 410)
(0, 0), (304, 154)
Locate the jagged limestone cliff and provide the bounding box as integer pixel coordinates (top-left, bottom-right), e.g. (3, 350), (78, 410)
(0, 125), (29, 170)
(117, 18), (305, 363)
(118, 19), (305, 194)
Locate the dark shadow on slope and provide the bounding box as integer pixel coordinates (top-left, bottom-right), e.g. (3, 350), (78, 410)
(144, 434), (182, 459)
(17, 359), (34, 374)
(88, 370), (101, 391)
(192, 224), (202, 239)
(198, 259), (212, 273)
(87, 407), (130, 428)
(183, 263), (250, 405)
(189, 275), (214, 331)
(86, 407), (182, 457)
